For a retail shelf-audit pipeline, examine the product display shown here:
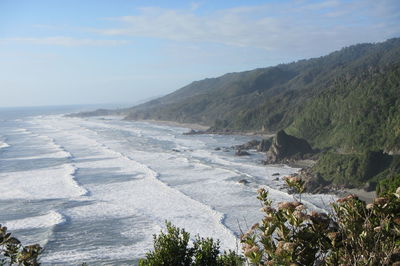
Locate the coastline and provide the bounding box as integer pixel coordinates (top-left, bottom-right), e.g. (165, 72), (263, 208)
(130, 118), (378, 203)
(135, 119), (274, 138)
(138, 119), (210, 131)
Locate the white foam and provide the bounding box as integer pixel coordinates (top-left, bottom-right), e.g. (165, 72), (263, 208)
(0, 141), (9, 149)
(19, 114), (337, 263)
(12, 128), (29, 133)
(4, 211), (66, 230)
(2, 150), (72, 161)
(29, 118), (239, 250)
(43, 244), (150, 264)
(0, 164), (87, 200)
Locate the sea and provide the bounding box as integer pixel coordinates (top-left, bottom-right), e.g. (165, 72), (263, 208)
(0, 105), (336, 265)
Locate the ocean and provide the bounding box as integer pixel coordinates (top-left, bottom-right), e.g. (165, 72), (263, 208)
(0, 106), (336, 265)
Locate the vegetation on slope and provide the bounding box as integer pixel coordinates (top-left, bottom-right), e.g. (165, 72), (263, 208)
(126, 38), (400, 156)
(285, 63), (400, 153)
(310, 151), (400, 190)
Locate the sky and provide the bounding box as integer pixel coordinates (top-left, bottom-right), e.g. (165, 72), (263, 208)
(0, 0), (399, 107)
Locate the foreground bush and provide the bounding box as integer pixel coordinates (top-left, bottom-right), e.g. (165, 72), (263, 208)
(0, 224), (42, 265)
(138, 221), (243, 266)
(241, 178), (400, 265)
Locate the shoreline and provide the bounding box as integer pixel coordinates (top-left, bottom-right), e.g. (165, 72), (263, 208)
(341, 188), (376, 203)
(137, 119), (210, 131)
(133, 119), (274, 138)
(128, 118), (377, 203)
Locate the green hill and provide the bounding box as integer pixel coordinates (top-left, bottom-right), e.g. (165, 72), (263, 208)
(126, 38), (400, 154)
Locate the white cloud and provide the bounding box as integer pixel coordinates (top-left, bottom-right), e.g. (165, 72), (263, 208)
(0, 36), (129, 47)
(91, 0), (400, 57)
(190, 2), (201, 11)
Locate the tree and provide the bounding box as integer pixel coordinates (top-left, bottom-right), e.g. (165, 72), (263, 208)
(139, 221), (243, 266)
(0, 224), (42, 266)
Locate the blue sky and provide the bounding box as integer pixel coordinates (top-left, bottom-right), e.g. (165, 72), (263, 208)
(0, 0), (399, 107)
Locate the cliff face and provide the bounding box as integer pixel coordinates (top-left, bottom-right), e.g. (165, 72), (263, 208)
(265, 130), (313, 163)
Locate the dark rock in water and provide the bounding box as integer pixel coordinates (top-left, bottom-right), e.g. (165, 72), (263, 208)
(214, 147), (221, 151)
(265, 130), (313, 163)
(235, 149), (250, 156)
(238, 179), (249, 184)
(257, 138), (272, 152)
(183, 129), (198, 135)
(272, 172), (280, 176)
(235, 140), (260, 150)
(172, 149), (181, 152)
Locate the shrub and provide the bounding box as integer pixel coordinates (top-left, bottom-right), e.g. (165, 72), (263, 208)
(377, 174), (400, 196)
(241, 179), (400, 265)
(139, 221), (243, 266)
(0, 224), (42, 265)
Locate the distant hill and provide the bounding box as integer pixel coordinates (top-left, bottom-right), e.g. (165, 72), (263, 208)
(125, 38), (400, 154)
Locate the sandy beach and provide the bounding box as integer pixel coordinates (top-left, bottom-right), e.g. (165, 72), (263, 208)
(140, 119), (210, 131)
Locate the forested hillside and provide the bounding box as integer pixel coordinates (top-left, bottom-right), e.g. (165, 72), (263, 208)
(125, 38), (400, 154)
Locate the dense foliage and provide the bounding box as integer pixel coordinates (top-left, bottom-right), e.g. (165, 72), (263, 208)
(311, 151), (400, 189)
(241, 180), (400, 265)
(0, 225), (41, 265)
(378, 174), (400, 196)
(286, 63), (400, 153)
(138, 221), (243, 266)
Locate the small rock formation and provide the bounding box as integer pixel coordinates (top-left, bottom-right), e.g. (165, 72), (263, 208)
(257, 138), (272, 152)
(265, 130), (313, 163)
(214, 147), (221, 151)
(285, 168), (332, 194)
(235, 138), (273, 152)
(235, 140), (260, 150)
(238, 179), (249, 184)
(185, 129), (197, 135)
(235, 149), (251, 156)
(272, 173), (280, 176)
(303, 172), (332, 193)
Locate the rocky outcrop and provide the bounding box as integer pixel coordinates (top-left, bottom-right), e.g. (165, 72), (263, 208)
(265, 130), (313, 163)
(257, 138), (272, 152)
(286, 168), (332, 194)
(235, 150), (250, 156)
(238, 179), (250, 185)
(235, 140), (260, 150)
(235, 138), (272, 152)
